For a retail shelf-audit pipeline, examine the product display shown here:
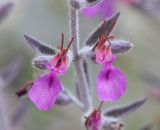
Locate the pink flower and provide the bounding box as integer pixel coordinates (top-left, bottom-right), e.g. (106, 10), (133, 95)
(50, 34), (73, 74)
(85, 109), (101, 130)
(82, 0), (133, 19)
(29, 72), (62, 111)
(93, 21), (115, 64)
(94, 34), (113, 64)
(93, 21), (128, 102)
(96, 62), (127, 102)
(28, 34), (73, 111)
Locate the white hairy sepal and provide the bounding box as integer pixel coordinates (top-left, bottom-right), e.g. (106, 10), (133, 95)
(32, 55), (52, 70)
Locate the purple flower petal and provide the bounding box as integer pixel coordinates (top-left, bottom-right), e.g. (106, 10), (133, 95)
(82, 0), (116, 20)
(29, 73), (62, 111)
(96, 63), (127, 102)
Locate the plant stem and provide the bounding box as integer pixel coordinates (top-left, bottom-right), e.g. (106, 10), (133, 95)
(69, 4), (92, 111)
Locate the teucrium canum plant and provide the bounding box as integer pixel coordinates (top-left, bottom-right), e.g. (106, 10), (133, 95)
(16, 0), (147, 130)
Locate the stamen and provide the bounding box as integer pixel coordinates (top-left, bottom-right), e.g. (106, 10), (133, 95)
(66, 37), (74, 51)
(100, 34), (105, 41)
(98, 21), (115, 46)
(101, 35), (114, 45)
(98, 101), (104, 111)
(107, 35), (114, 40)
(60, 33), (64, 50)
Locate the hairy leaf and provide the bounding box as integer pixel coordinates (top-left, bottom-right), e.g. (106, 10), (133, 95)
(0, 2), (13, 24)
(139, 71), (160, 85)
(85, 12), (120, 46)
(103, 98), (147, 118)
(24, 34), (57, 55)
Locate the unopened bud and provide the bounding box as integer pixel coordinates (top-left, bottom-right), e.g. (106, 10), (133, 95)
(16, 80), (34, 97)
(85, 0), (102, 7)
(111, 40), (133, 54)
(70, 0), (83, 9)
(32, 56), (51, 70)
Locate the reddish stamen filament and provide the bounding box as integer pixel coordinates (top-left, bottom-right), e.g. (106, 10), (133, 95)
(60, 33), (64, 50)
(58, 33), (74, 53)
(66, 37), (74, 51)
(99, 20), (115, 46)
(54, 34), (74, 68)
(98, 101), (104, 111)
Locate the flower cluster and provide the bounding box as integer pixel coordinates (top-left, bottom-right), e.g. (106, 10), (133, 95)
(16, 12), (132, 113)
(94, 22), (127, 102)
(30, 35), (74, 111)
(80, 14), (130, 103)
(16, 34), (74, 111)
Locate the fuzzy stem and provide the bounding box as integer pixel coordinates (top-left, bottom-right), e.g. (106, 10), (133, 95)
(69, 91), (84, 110)
(69, 4), (92, 111)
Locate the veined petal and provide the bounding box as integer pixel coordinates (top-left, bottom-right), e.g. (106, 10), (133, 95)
(29, 73), (62, 111)
(96, 65), (127, 102)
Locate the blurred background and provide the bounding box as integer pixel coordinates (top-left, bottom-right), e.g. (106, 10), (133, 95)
(0, 0), (160, 130)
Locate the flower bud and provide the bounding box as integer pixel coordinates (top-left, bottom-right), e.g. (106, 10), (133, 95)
(111, 40), (133, 54)
(32, 56), (51, 70)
